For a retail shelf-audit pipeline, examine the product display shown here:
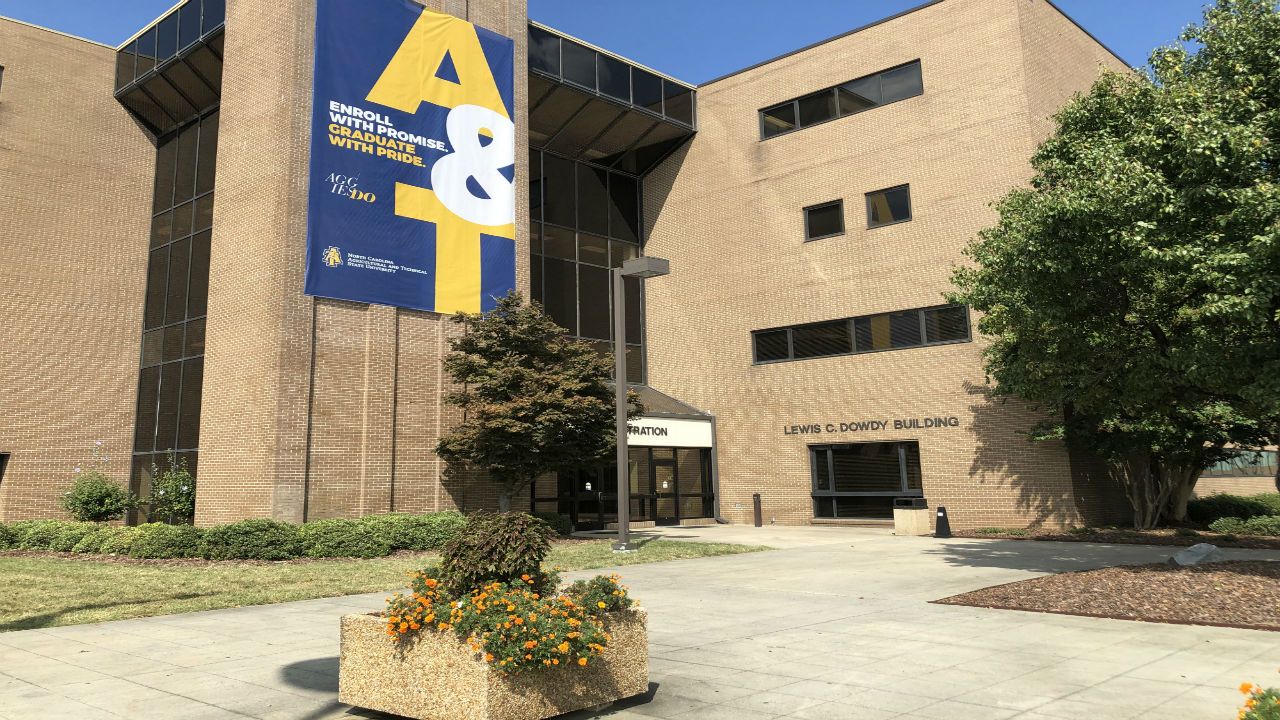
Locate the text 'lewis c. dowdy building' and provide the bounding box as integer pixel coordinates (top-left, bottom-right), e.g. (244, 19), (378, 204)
(8, 0), (1259, 530)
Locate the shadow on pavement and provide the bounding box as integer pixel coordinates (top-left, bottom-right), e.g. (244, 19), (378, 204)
(922, 539), (1173, 574)
(281, 656), (339, 693)
(0, 592), (217, 632)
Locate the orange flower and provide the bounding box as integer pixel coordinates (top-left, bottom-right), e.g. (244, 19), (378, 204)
(524, 640), (538, 649)
(484, 653), (495, 663)
(1241, 683), (1255, 695)
(557, 642), (570, 653)
(578, 658), (588, 666)
(552, 658), (559, 665)
(597, 601), (607, 609)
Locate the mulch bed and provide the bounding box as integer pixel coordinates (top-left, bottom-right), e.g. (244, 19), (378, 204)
(935, 560), (1280, 631)
(955, 527), (1280, 550)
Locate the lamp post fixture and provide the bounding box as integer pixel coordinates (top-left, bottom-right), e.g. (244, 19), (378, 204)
(612, 256), (670, 553)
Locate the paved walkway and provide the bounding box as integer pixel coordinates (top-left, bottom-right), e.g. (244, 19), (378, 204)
(1, 529), (1277, 720)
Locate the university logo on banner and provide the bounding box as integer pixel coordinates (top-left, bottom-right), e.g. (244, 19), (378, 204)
(304, 0), (516, 314)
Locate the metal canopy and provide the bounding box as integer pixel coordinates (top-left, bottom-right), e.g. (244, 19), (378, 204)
(115, 0), (224, 137)
(528, 24), (696, 175)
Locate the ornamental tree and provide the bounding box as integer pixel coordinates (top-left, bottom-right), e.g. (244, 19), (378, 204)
(435, 292), (641, 512)
(950, 0), (1280, 528)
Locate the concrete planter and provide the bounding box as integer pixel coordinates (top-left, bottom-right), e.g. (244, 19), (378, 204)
(338, 608), (649, 720)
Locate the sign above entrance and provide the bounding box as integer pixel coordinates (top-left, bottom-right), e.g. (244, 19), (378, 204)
(784, 416), (961, 436)
(627, 417), (713, 448)
(305, 0), (517, 315)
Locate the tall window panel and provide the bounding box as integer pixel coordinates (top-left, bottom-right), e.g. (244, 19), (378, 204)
(529, 149), (645, 383)
(131, 111), (218, 519)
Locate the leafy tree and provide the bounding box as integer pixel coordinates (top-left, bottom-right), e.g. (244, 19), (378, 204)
(61, 442), (136, 522)
(950, 0), (1280, 528)
(436, 292), (641, 511)
(145, 455), (196, 524)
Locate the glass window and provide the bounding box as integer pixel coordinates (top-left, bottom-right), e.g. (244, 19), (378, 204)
(164, 238), (191, 326)
(760, 102), (796, 138)
(632, 69), (663, 114)
(832, 444), (902, 492)
(624, 276), (641, 345)
(134, 367), (160, 451)
(542, 257), (577, 335)
(578, 264), (611, 340)
(187, 230), (211, 318)
(889, 310), (923, 348)
(142, 329), (163, 368)
(753, 329), (790, 362)
(924, 305), (969, 344)
(156, 14), (179, 62)
(607, 172), (639, 242)
(867, 184), (911, 228)
(796, 89), (836, 128)
(609, 239), (637, 269)
(837, 75), (879, 115)
(179, 1), (201, 50)
(597, 54), (630, 102)
(881, 61), (923, 104)
(561, 41), (596, 90)
(136, 29), (157, 77)
(162, 323), (185, 362)
(791, 321), (851, 359)
(1202, 451), (1278, 478)
(663, 81), (694, 125)
(576, 164), (609, 235)
(542, 224), (575, 260)
(577, 233), (609, 267)
(541, 153), (575, 228)
(530, 251), (544, 304)
(153, 136), (176, 214)
(177, 358), (204, 449)
(195, 112), (218, 195)
(194, 193), (215, 232)
(150, 210), (173, 249)
(183, 317), (205, 358)
(810, 442), (922, 520)
(171, 200), (194, 240)
(529, 150), (542, 222)
(203, 0), (226, 33)
(173, 126), (198, 204)
(155, 362), (183, 451)
(144, 247), (169, 330)
(804, 200), (843, 241)
(116, 42), (137, 91)
(528, 26), (560, 76)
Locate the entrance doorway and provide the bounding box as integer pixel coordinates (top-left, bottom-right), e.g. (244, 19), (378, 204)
(532, 447), (713, 530)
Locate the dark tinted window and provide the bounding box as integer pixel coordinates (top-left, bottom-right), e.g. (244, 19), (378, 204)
(542, 258), (577, 334)
(889, 310), (922, 348)
(663, 81), (694, 125)
(796, 89), (836, 128)
(881, 62), (924, 103)
(837, 76), (879, 114)
(542, 224), (575, 260)
(760, 103), (796, 138)
(577, 233), (609, 267)
(832, 443), (902, 492)
(792, 321), (851, 359)
(136, 30), (157, 76)
(867, 185), (911, 227)
(561, 41), (596, 90)
(541, 153), (576, 228)
(179, 1), (201, 50)
(632, 69), (663, 114)
(576, 164), (609, 235)
(597, 54), (630, 102)
(156, 14), (179, 62)
(804, 201), (843, 241)
(811, 442), (922, 519)
(528, 26), (560, 75)
(578, 265), (611, 340)
(607, 173), (639, 241)
(624, 276), (642, 345)
(924, 305), (969, 343)
(203, 0), (226, 33)
(753, 330), (790, 362)
(116, 42), (137, 90)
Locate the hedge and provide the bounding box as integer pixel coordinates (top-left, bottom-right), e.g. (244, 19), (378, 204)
(1209, 515), (1280, 537)
(0, 510), (485, 561)
(1188, 493), (1280, 524)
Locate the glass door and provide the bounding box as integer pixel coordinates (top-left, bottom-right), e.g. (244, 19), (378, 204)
(652, 451), (678, 525)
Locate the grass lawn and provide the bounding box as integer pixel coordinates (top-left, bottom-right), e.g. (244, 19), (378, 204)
(0, 539), (767, 632)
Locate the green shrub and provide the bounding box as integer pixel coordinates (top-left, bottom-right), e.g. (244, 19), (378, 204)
(359, 511), (466, 551)
(0, 523), (16, 550)
(145, 458), (196, 523)
(440, 512), (554, 595)
(47, 522), (98, 552)
(564, 574), (634, 615)
(15, 520), (78, 549)
(61, 472), (136, 522)
(1209, 515), (1280, 536)
(299, 518), (391, 558)
(533, 511), (574, 537)
(99, 527), (140, 555)
(129, 523), (205, 559)
(1188, 493), (1275, 524)
(72, 526), (128, 554)
(200, 519), (302, 560)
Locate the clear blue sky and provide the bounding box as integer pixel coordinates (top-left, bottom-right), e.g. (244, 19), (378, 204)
(0, 0), (1207, 83)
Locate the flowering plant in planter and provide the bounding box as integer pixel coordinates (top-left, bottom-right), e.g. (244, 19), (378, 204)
(1240, 677), (1280, 720)
(384, 571), (632, 674)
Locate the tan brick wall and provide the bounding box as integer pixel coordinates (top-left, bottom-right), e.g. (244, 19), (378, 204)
(0, 20), (154, 520)
(1195, 477), (1277, 498)
(195, 0), (528, 525)
(643, 0), (1128, 529)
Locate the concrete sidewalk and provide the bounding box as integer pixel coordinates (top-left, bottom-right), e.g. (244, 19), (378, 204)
(1, 529), (1277, 720)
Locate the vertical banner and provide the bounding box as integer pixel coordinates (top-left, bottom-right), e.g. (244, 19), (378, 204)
(305, 0), (516, 314)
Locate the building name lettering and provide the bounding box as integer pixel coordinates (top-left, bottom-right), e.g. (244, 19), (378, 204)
(628, 425), (669, 437)
(783, 416), (961, 435)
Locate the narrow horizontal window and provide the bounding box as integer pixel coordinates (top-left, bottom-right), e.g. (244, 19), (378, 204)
(866, 184), (911, 228)
(759, 60), (922, 140)
(753, 329), (790, 363)
(923, 305), (970, 344)
(755, 304), (969, 364)
(804, 200), (844, 241)
(791, 321), (852, 359)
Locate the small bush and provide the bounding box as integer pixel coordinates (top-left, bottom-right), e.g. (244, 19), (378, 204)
(1239, 682), (1280, 720)
(16, 520), (78, 550)
(440, 512), (554, 595)
(1209, 515), (1280, 536)
(200, 519), (302, 560)
(72, 526), (129, 554)
(129, 523), (205, 559)
(61, 472), (136, 523)
(47, 522), (98, 552)
(1188, 493), (1275, 524)
(99, 527), (140, 555)
(145, 457), (196, 523)
(360, 511), (466, 551)
(299, 518), (391, 558)
(0, 523), (16, 550)
(564, 574), (634, 615)
(533, 511), (574, 537)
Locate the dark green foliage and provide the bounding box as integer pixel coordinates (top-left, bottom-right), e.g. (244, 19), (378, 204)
(532, 512), (574, 537)
(1210, 515), (1280, 536)
(359, 511), (466, 551)
(299, 518), (391, 558)
(145, 457), (197, 523)
(439, 512), (554, 595)
(99, 527), (139, 555)
(47, 522), (98, 552)
(0, 523), (16, 550)
(61, 472), (136, 522)
(563, 574), (634, 615)
(949, 0), (1280, 527)
(129, 523), (205, 559)
(16, 520), (76, 550)
(200, 519), (303, 561)
(72, 526), (130, 554)
(1187, 493), (1279, 524)
(435, 292), (641, 511)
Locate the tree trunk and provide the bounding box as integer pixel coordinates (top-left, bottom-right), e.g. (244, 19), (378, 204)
(1109, 453), (1177, 529)
(1166, 466), (1203, 524)
(497, 491), (512, 513)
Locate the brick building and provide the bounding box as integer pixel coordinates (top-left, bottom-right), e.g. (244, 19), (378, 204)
(5, 0), (1249, 530)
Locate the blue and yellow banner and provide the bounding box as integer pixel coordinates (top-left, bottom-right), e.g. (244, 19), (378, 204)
(304, 0), (516, 314)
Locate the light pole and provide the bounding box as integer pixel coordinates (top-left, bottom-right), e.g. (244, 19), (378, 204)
(612, 256), (670, 553)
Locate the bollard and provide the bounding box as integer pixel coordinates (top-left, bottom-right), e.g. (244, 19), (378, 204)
(752, 493), (763, 527)
(934, 505), (952, 538)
